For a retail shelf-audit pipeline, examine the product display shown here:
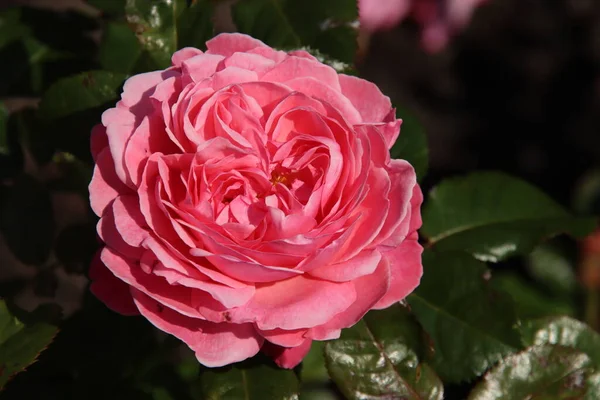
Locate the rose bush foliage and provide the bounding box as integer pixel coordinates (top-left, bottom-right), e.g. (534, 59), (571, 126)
(88, 33), (423, 368)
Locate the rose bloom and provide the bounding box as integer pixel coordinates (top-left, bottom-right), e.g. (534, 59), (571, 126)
(359, 0), (487, 52)
(88, 33), (422, 368)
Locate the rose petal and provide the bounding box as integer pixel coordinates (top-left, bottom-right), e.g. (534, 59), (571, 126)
(373, 240), (423, 309)
(308, 249), (382, 282)
(89, 251), (139, 316)
(308, 255), (390, 340)
(206, 33), (269, 57)
(90, 124), (108, 161)
(228, 275), (356, 330)
(262, 339), (312, 369)
(261, 56), (341, 91)
(132, 289), (263, 367)
(257, 327), (308, 347)
(339, 74), (392, 123)
(89, 148), (131, 216)
(171, 47), (204, 67)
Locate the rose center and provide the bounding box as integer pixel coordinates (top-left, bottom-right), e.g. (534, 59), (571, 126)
(270, 167), (296, 187)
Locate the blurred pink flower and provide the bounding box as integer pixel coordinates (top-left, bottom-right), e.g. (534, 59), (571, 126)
(359, 0), (488, 52)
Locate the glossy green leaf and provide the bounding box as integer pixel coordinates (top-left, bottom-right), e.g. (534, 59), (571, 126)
(37, 71), (126, 120)
(492, 273), (575, 319)
(521, 316), (600, 369)
(125, 0), (182, 69)
(0, 174), (55, 265)
(0, 301), (57, 389)
(194, 356), (300, 400)
(407, 251), (521, 382)
(232, 0), (358, 62)
(124, 0), (214, 69)
(324, 305), (443, 400)
(527, 242), (578, 295)
(99, 22), (143, 74)
(468, 345), (600, 400)
(421, 172), (596, 262)
(391, 106), (428, 181)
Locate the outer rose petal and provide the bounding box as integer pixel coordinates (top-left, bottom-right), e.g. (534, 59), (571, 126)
(89, 252), (139, 316)
(257, 327), (308, 347)
(228, 276), (357, 330)
(373, 240), (423, 309)
(132, 289), (263, 367)
(206, 33), (269, 57)
(90, 124), (108, 162)
(339, 74), (393, 123)
(308, 256), (390, 340)
(171, 47), (203, 67)
(262, 339), (312, 369)
(89, 148), (131, 216)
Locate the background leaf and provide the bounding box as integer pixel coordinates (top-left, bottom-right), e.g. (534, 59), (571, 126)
(521, 316), (600, 369)
(391, 106), (429, 181)
(407, 251), (521, 382)
(0, 301), (57, 389)
(176, 0), (215, 51)
(421, 172), (596, 262)
(37, 70), (126, 120)
(492, 273), (576, 319)
(0, 174), (55, 266)
(232, 0), (358, 62)
(324, 305), (443, 400)
(468, 345), (600, 400)
(98, 22), (143, 74)
(125, 0), (185, 69)
(526, 242), (578, 296)
(194, 355), (300, 400)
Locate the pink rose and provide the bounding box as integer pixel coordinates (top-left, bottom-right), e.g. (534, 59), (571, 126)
(359, 0), (487, 52)
(88, 33), (423, 368)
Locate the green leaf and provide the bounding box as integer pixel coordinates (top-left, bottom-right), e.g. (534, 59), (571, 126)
(124, 0), (214, 69)
(232, 0), (358, 62)
(87, 0), (126, 15)
(527, 242), (578, 295)
(194, 356), (300, 400)
(125, 0), (183, 69)
(492, 273), (575, 319)
(0, 300), (57, 389)
(233, 0), (301, 49)
(177, 0), (214, 50)
(421, 172), (596, 262)
(300, 340), (328, 384)
(521, 316), (600, 369)
(0, 9), (30, 50)
(573, 168), (600, 215)
(0, 174), (55, 266)
(391, 106), (428, 181)
(37, 70), (126, 120)
(99, 22), (143, 74)
(407, 251), (521, 383)
(468, 345), (600, 400)
(49, 152), (93, 196)
(324, 305), (444, 400)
